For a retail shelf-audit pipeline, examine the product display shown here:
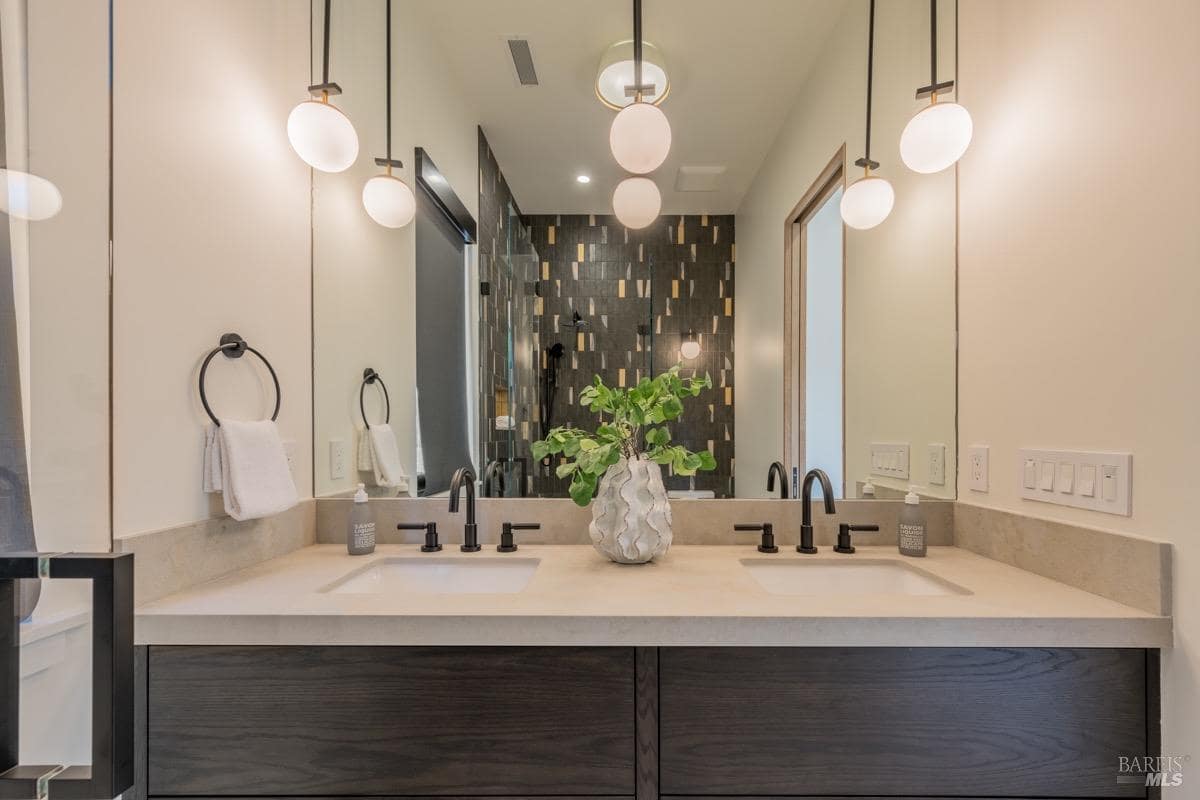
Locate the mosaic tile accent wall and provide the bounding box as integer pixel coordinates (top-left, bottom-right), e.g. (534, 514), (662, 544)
(527, 213), (736, 497)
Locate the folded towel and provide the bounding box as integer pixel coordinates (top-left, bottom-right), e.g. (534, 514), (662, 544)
(203, 425), (222, 493)
(356, 426), (374, 472)
(215, 419), (299, 521)
(366, 423), (409, 490)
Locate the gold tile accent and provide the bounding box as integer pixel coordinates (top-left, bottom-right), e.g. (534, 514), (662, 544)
(724, 386), (733, 406)
(676, 218), (685, 244)
(542, 261), (550, 280)
(548, 226), (556, 244)
(577, 331), (585, 351)
(701, 214), (708, 226)
(577, 243), (585, 262)
(731, 242), (736, 262)
(618, 368), (626, 387)
(618, 279), (626, 298)
(672, 279), (679, 299)
(724, 297), (733, 316)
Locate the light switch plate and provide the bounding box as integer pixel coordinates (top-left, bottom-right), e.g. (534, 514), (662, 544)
(927, 443), (946, 486)
(330, 438), (347, 480)
(870, 442), (910, 480)
(1018, 448), (1132, 516)
(967, 445), (989, 492)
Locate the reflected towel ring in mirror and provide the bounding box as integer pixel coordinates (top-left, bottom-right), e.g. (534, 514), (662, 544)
(197, 333), (282, 427)
(359, 367), (391, 429)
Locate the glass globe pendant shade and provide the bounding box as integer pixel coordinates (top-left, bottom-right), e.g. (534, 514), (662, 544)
(612, 176), (661, 229)
(0, 169), (62, 221)
(287, 99), (359, 173)
(595, 40), (670, 110)
(679, 336), (701, 360)
(610, 102), (672, 174)
(840, 175), (895, 230)
(362, 174), (416, 228)
(899, 100), (973, 174)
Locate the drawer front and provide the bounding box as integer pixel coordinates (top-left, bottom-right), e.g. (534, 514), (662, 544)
(660, 647), (1148, 798)
(148, 646), (635, 796)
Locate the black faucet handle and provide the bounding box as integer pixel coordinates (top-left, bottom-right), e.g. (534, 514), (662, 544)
(834, 523), (880, 554)
(398, 522), (441, 553)
(734, 523), (778, 554)
(498, 522), (540, 553)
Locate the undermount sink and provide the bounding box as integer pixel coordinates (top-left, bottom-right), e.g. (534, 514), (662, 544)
(740, 558), (970, 597)
(322, 557), (539, 595)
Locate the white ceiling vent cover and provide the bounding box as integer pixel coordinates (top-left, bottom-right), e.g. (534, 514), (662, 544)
(507, 38), (539, 86)
(675, 166), (726, 192)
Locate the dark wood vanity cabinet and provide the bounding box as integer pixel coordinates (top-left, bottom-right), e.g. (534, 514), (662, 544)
(140, 645), (1156, 800)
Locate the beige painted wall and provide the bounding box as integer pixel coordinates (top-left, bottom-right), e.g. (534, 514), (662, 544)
(958, 0), (1199, 758)
(735, 1), (958, 499)
(312, 1), (479, 497)
(112, 0), (313, 537)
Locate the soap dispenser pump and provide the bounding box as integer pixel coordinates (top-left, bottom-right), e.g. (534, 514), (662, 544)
(897, 485), (926, 557)
(348, 483), (376, 555)
(861, 476), (876, 498)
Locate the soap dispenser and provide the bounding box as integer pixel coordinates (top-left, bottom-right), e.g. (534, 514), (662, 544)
(861, 476), (876, 498)
(897, 485), (926, 557)
(348, 483), (376, 555)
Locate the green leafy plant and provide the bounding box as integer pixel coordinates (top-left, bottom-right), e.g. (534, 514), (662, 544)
(531, 365), (716, 507)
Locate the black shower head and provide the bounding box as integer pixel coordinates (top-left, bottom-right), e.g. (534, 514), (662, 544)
(547, 342), (565, 359)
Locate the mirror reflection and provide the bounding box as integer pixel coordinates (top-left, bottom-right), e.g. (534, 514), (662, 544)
(311, 0), (958, 501)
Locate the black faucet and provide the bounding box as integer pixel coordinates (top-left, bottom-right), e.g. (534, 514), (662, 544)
(482, 460), (505, 498)
(798, 468), (836, 553)
(767, 461), (789, 499)
(448, 467), (480, 552)
(834, 523), (880, 554)
(497, 522), (540, 553)
(734, 523), (778, 553)
(398, 521), (441, 552)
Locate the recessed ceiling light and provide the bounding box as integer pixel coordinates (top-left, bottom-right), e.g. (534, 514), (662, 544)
(576, 174), (591, 184)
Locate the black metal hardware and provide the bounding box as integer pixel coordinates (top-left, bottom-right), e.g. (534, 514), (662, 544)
(851, 0), (882, 173)
(359, 368), (390, 430)
(734, 523), (777, 554)
(835, 523), (880, 554)
(368, 1), (405, 174)
(767, 461), (789, 499)
(198, 333), (281, 427)
(398, 522), (441, 553)
(482, 460), (505, 498)
(306, 0), (341, 97)
(1, 552), (134, 800)
(414, 148), (478, 243)
(448, 467), (480, 552)
(479, 281), (491, 296)
(498, 523), (540, 553)
(798, 468), (836, 554)
(915, 0), (956, 99)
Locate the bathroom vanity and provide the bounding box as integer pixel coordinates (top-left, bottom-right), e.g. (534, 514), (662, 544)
(133, 545), (1167, 800)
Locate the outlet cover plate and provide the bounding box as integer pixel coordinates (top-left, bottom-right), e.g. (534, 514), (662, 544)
(967, 445), (989, 492)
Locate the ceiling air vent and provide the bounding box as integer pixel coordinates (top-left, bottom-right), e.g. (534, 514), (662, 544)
(675, 166), (727, 192)
(507, 38), (539, 86)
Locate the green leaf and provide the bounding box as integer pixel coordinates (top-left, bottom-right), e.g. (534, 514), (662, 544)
(661, 395), (684, 420)
(645, 426), (671, 447)
(579, 438), (599, 451)
(697, 449), (717, 471)
(555, 461), (578, 479)
(569, 473), (597, 507)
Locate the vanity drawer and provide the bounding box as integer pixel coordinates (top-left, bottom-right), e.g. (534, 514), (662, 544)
(659, 647), (1149, 798)
(147, 646), (635, 796)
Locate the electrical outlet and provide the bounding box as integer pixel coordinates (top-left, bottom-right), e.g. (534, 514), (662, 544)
(927, 443), (946, 486)
(968, 445), (989, 492)
(330, 438), (347, 480)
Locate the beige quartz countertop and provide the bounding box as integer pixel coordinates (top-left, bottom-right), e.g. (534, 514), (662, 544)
(134, 545), (1171, 647)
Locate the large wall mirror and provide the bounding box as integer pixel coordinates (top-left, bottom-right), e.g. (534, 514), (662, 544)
(311, 0), (958, 502)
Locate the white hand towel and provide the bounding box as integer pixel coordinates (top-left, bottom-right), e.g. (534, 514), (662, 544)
(367, 423), (408, 490)
(203, 424), (222, 493)
(215, 419), (299, 521)
(356, 426), (374, 472)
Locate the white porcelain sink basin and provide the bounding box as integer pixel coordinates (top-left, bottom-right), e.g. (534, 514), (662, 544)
(322, 557), (539, 595)
(740, 559), (969, 596)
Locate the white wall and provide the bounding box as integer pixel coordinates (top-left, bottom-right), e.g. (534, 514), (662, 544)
(957, 0), (1199, 760)
(735, 1), (958, 499)
(112, 0), (313, 536)
(312, 1), (478, 497)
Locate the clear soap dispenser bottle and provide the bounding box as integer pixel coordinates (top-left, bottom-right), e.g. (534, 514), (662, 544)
(898, 485), (926, 557)
(348, 483), (376, 555)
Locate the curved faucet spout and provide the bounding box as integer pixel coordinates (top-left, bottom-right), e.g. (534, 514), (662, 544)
(767, 461), (788, 499)
(801, 468), (836, 522)
(448, 466), (480, 552)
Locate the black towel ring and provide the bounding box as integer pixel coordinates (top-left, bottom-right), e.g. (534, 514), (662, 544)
(198, 333), (281, 427)
(359, 368), (391, 429)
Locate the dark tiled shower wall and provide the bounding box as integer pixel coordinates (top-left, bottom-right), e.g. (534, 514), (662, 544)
(528, 213), (735, 497)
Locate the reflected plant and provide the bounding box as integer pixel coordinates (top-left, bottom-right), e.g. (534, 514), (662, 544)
(532, 365), (716, 506)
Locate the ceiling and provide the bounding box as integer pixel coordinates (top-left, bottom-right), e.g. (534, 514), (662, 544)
(420, 0), (846, 215)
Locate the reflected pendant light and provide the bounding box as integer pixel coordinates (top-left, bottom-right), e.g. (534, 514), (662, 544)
(609, 0), (671, 174)
(679, 330), (701, 360)
(0, 169), (63, 221)
(362, 0), (416, 228)
(287, 0), (359, 172)
(841, 0), (894, 231)
(899, 0), (972, 174)
(612, 176), (661, 229)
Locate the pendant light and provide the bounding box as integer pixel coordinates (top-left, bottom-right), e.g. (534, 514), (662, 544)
(0, 169), (63, 221)
(841, 0), (894, 231)
(609, 0), (671, 174)
(362, 0), (416, 228)
(899, 0), (972, 174)
(612, 176), (661, 230)
(287, 0), (359, 173)
(679, 331), (701, 360)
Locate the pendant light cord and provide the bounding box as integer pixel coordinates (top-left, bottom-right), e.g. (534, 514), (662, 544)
(863, 0), (876, 163)
(385, 0), (392, 165)
(633, 0), (643, 100)
(322, 0), (332, 87)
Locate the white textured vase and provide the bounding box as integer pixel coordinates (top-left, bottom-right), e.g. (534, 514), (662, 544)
(589, 457), (673, 564)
